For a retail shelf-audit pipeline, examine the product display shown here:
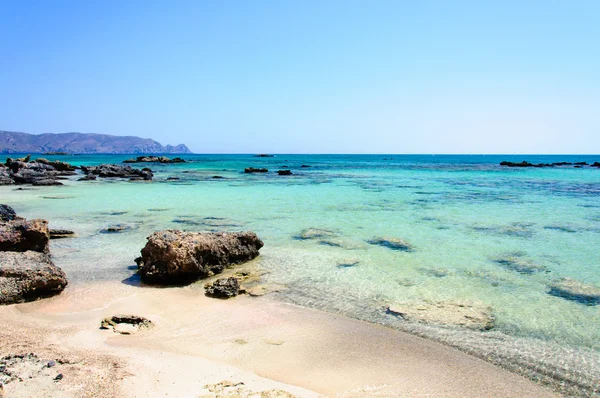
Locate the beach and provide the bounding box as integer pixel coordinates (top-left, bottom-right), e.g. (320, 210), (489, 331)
(1, 280), (558, 397)
(1, 154), (600, 396)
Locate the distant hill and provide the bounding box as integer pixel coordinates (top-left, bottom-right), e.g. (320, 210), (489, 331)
(0, 131), (192, 154)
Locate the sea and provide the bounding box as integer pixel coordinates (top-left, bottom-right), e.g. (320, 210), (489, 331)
(2, 153), (599, 394)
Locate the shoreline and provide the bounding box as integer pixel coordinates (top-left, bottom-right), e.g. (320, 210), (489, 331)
(1, 280), (558, 397)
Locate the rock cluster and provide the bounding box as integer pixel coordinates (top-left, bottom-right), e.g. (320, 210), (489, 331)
(80, 164), (153, 180)
(0, 155), (77, 186)
(0, 205), (68, 305)
(137, 230), (263, 284)
(123, 156), (186, 164)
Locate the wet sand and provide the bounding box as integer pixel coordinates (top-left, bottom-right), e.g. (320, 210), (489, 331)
(0, 281), (557, 397)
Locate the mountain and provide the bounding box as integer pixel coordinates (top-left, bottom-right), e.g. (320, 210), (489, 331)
(0, 131), (192, 154)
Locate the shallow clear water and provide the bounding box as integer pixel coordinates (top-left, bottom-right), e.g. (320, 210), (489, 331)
(2, 154), (600, 355)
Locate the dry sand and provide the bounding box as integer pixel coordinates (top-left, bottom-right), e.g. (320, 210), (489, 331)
(0, 281), (558, 397)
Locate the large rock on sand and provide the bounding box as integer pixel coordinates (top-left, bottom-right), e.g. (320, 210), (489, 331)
(137, 230), (264, 284)
(0, 218), (49, 253)
(0, 251), (68, 305)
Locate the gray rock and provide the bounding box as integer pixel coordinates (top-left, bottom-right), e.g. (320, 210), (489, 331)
(0, 251), (68, 305)
(137, 230), (263, 284)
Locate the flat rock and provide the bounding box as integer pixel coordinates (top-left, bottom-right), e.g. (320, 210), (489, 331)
(548, 278), (600, 305)
(137, 230), (263, 284)
(387, 301), (495, 330)
(100, 315), (153, 334)
(246, 283), (286, 297)
(49, 229), (75, 239)
(0, 251), (68, 305)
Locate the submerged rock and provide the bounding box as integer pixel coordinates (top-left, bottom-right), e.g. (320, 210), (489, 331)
(0, 251), (68, 305)
(100, 315), (153, 334)
(387, 301), (495, 330)
(367, 236), (413, 252)
(0, 218), (49, 253)
(295, 228), (337, 240)
(548, 278), (600, 305)
(137, 230), (263, 284)
(205, 277), (240, 298)
(494, 256), (548, 274)
(277, 169), (293, 176)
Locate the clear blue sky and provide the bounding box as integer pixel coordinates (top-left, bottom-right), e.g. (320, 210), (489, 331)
(1, 0), (598, 153)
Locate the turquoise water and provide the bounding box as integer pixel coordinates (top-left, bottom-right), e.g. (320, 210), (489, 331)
(2, 154), (600, 387)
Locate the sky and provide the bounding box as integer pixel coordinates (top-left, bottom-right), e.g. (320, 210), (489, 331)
(1, 0), (599, 154)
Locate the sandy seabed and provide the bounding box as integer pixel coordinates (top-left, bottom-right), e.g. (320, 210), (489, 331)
(0, 279), (557, 398)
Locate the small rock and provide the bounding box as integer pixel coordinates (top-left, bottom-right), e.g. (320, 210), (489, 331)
(100, 315), (153, 334)
(49, 229), (75, 239)
(244, 167), (268, 173)
(205, 277), (240, 298)
(54, 373), (63, 381)
(277, 170), (292, 176)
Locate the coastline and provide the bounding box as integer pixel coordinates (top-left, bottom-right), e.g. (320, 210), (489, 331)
(0, 280), (557, 397)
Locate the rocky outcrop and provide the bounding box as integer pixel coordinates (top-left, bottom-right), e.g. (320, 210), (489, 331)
(0, 251), (68, 305)
(205, 277), (241, 298)
(548, 278), (600, 305)
(1, 157), (77, 186)
(277, 170), (292, 175)
(244, 167), (268, 173)
(367, 236), (413, 252)
(123, 156), (186, 164)
(0, 218), (49, 253)
(100, 315), (153, 334)
(137, 230), (263, 284)
(387, 301), (495, 330)
(80, 164), (153, 180)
